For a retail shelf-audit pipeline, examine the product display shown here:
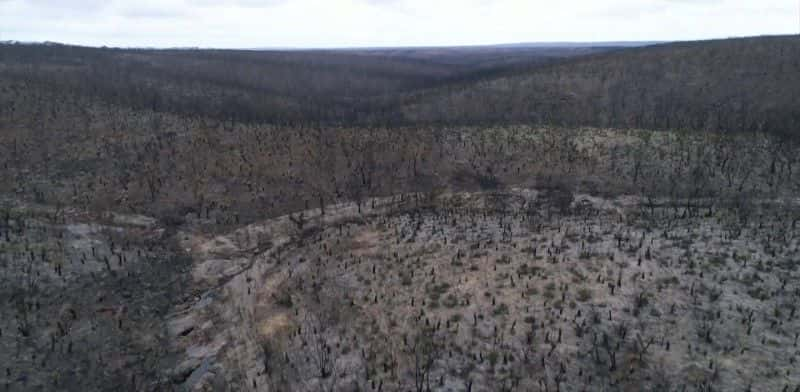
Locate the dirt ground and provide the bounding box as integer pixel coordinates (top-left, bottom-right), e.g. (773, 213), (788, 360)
(172, 189), (800, 391)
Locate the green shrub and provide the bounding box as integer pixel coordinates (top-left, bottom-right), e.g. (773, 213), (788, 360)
(577, 287), (592, 302)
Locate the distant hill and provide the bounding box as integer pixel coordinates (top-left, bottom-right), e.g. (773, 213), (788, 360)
(489, 41), (665, 48)
(402, 35), (800, 136)
(3, 36), (798, 135)
(248, 41), (658, 50)
(0, 41), (608, 124)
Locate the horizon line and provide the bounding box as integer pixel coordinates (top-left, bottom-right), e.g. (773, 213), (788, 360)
(1, 34), (795, 51)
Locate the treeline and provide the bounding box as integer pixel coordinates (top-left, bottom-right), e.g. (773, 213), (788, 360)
(3, 37), (800, 224)
(2, 82), (798, 228)
(403, 36), (800, 137)
(3, 37), (799, 135)
(0, 42), (601, 125)
(0, 44), (440, 124)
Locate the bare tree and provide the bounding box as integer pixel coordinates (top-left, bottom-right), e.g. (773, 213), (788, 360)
(407, 325), (443, 392)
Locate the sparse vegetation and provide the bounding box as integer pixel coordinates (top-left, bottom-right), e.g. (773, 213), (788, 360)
(1, 36), (799, 391)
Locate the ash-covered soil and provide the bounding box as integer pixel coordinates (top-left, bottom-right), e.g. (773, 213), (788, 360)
(169, 190), (800, 392)
(0, 202), (191, 391)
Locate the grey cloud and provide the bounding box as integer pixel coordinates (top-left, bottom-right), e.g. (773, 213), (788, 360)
(187, 0), (288, 8)
(119, 3), (188, 19)
(27, 0), (109, 9)
(1, 0), (795, 48)
(662, 0), (723, 3)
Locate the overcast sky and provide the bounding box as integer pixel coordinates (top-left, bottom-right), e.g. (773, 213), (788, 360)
(0, 0), (797, 48)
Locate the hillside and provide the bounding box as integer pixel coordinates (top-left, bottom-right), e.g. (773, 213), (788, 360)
(5, 37), (800, 135)
(0, 42), (611, 125)
(2, 36), (800, 392)
(402, 36), (800, 136)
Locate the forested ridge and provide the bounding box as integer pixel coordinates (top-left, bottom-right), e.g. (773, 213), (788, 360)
(3, 36), (799, 135)
(0, 42), (612, 125)
(403, 35), (800, 136)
